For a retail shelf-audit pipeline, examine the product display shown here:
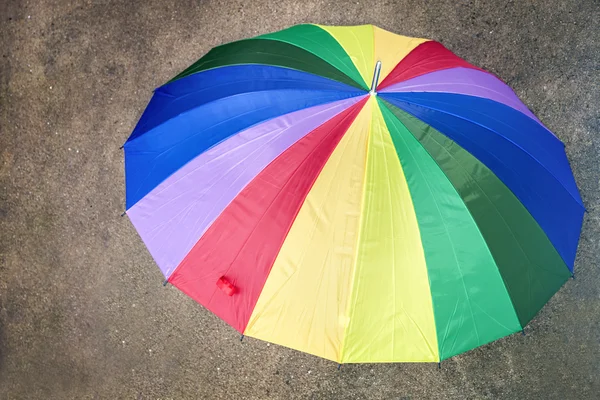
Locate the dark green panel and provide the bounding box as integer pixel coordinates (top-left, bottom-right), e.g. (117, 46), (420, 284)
(170, 38), (365, 90)
(382, 100), (571, 327)
(258, 24), (368, 89)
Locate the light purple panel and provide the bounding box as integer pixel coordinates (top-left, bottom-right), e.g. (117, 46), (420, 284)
(127, 96), (365, 278)
(380, 67), (545, 125)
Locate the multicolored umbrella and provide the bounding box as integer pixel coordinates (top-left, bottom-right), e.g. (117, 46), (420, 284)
(123, 24), (584, 364)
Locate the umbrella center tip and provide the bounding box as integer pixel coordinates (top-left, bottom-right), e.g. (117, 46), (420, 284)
(370, 60), (382, 94)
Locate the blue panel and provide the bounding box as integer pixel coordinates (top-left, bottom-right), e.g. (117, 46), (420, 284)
(381, 94), (584, 270)
(128, 65), (363, 142)
(124, 88), (362, 208)
(381, 92), (582, 205)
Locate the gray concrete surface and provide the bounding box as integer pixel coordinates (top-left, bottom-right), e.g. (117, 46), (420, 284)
(1, 0), (599, 398)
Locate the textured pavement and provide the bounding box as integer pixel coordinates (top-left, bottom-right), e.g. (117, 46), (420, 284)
(1, 0), (599, 398)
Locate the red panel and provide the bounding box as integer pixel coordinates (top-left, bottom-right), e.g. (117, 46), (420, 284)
(377, 41), (484, 90)
(168, 98), (368, 332)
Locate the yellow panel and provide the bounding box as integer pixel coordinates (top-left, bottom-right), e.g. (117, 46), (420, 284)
(373, 26), (428, 83)
(340, 101), (439, 363)
(245, 98), (373, 362)
(318, 25), (375, 90)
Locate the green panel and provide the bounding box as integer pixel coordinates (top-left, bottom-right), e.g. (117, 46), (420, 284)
(258, 24), (368, 90)
(381, 100), (572, 327)
(377, 99), (522, 360)
(169, 38), (365, 90)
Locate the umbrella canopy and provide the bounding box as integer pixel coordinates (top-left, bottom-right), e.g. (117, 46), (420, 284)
(123, 24), (584, 363)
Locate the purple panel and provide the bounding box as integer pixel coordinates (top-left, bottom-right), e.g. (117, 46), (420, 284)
(127, 96), (365, 278)
(380, 67), (545, 126)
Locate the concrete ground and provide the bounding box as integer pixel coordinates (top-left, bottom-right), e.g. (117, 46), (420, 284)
(1, 0), (599, 398)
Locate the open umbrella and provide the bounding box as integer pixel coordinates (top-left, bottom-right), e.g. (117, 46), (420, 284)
(122, 24), (584, 364)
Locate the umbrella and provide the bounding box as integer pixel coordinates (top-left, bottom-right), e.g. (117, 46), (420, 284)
(122, 24), (584, 364)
